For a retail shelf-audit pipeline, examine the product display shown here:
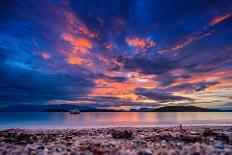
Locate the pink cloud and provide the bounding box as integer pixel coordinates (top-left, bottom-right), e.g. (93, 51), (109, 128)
(159, 32), (212, 54)
(41, 52), (51, 60)
(210, 12), (232, 25)
(126, 37), (156, 50)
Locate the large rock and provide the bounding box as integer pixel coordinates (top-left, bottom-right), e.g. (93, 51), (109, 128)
(111, 130), (133, 139)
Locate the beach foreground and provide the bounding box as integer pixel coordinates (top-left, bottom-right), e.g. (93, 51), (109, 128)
(0, 126), (231, 155)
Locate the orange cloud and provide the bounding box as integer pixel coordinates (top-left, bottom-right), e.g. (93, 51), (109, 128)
(90, 72), (157, 103)
(171, 70), (232, 90)
(67, 57), (84, 65)
(165, 70), (232, 96)
(160, 13), (230, 54)
(159, 38), (195, 54)
(210, 12), (232, 25)
(126, 37), (156, 50)
(63, 33), (92, 54)
(187, 70), (232, 84)
(67, 56), (93, 67)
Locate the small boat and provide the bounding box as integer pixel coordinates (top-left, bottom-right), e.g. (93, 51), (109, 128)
(69, 109), (80, 114)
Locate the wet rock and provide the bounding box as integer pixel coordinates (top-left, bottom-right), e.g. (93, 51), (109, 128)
(98, 134), (104, 139)
(37, 145), (44, 150)
(111, 130), (133, 139)
(70, 151), (78, 155)
(215, 133), (230, 143)
(92, 139), (101, 147)
(214, 141), (224, 149)
(0, 126), (232, 155)
(190, 131), (200, 135)
(161, 140), (166, 146)
(135, 134), (146, 145)
(56, 147), (63, 152)
(138, 148), (153, 155)
(203, 128), (217, 137)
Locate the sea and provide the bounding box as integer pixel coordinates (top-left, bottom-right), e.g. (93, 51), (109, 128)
(0, 112), (232, 130)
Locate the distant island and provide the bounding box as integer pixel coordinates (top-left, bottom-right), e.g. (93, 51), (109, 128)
(129, 106), (231, 112)
(0, 104), (231, 112)
(43, 108), (69, 112)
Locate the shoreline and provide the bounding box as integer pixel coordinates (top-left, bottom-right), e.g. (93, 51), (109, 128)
(0, 126), (231, 154)
(2, 111), (232, 112)
(1, 124), (232, 131)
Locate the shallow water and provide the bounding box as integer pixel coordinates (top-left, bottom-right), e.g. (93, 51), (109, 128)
(0, 112), (232, 129)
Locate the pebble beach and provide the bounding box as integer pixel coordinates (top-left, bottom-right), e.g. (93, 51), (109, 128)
(0, 126), (231, 155)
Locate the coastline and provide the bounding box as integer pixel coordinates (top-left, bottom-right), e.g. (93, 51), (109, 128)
(0, 126), (231, 154)
(1, 124), (232, 131)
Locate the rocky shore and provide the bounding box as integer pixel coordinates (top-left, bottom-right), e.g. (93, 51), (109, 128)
(0, 126), (231, 155)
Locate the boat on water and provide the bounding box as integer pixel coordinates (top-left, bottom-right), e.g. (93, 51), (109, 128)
(69, 109), (80, 114)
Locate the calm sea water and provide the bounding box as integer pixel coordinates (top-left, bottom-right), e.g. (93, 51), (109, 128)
(0, 112), (232, 129)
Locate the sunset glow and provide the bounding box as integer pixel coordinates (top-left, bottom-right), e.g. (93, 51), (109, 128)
(0, 0), (231, 110)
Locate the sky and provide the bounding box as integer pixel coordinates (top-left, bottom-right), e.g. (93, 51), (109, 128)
(0, 0), (231, 110)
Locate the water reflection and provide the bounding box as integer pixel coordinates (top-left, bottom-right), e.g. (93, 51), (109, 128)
(0, 112), (231, 129)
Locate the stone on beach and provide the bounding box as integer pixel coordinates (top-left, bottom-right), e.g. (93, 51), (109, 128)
(0, 126), (231, 155)
(111, 129), (133, 139)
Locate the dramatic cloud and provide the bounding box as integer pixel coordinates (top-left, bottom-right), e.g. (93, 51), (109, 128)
(159, 32), (212, 54)
(64, 12), (98, 38)
(135, 88), (193, 102)
(0, 61), (93, 106)
(0, 0), (231, 109)
(170, 82), (220, 93)
(121, 55), (180, 75)
(63, 33), (92, 54)
(67, 56), (93, 67)
(126, 37), (156, 51)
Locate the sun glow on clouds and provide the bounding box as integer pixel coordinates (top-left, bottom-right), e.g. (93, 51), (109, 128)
(35, 4), (232, 109)
(63, 33), (92, 54)
(90, 72), (157, 103)
(170, 70), (231, 88)
(126, 37), (156, 50)
(210, 12), (232, 25)
(67, 56), (93, 67)
(159, 32), (212, 54)
(1, 0), (231, 109)
(62, 33), (94, 67)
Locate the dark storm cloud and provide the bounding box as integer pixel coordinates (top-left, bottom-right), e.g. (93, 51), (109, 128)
(120, 54), (180, 75)
(0, 49), (93, 106)
(170, 81), (220, 92)
(92, 73), (128, 82)
(78, 102), (161, 108)
(194, 82), (219, 92)
(0, 69), (93, 106)
(0, 0), (231, 108)
(108, 76), (128, 82)
(0, 70), (93, 105)
(180, 47), (232, 74)
(156, 74), (191, 87)
(83, 96), (122, 102)
(135, 88), (193, 102)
